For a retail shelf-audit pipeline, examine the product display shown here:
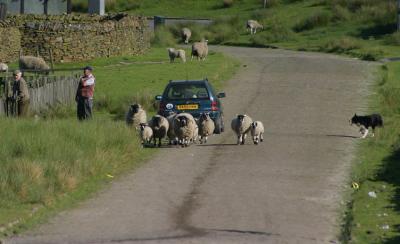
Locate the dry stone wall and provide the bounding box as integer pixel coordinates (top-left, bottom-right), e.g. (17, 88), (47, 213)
(0, 27), (21, 62)
(0, 13), (150, 63)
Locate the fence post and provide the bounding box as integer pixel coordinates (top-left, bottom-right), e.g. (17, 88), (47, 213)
(49, 48), (54, 74)
(0, 3), (7, 20)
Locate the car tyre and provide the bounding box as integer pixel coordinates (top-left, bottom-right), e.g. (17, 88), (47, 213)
(214, 115), (223, 134)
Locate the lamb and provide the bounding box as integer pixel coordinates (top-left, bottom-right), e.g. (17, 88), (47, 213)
(19, 56), (50, 72)
(231, 114), (253, 145)
(139, 123), (153, 146)
(149, 115), (169, 147)
(198, 112), (215, 144)
(181, 27), (192, 44)
(166, 111), (178, 145)
(246, 20), (263, 35)
(126, 104), (147, 129)
(0, 62), (8, 72)
(250, 121), (264, 145)
(191, 40), (208, 61)
(173, 113), (197, 147)
(167, 48), (186, 63)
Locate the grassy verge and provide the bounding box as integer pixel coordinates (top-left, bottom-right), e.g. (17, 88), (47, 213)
(0, 47), (239, 237)
(341, 62), (400, 243)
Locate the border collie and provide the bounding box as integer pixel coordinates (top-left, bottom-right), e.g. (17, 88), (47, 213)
(350, 113), (383, 138)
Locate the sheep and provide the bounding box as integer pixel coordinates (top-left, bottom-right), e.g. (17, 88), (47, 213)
(198, 112), (215, 144)
(181, 27), (192, 44)
(167, 48), (186, 63)
(149, 115), (169, 147)
(139, 123), (153, 146)
(0, 62), (8, 72)
(166, 111), (178, 145)
(126, 104), (147, 129)
(19, 56), (50, 72)
(191, 40), (208, 61)
(246, 20), (263, 35)
(173, 113), (197, 147)
(231, 114), (253, 145)
(250, 121), (264, 145)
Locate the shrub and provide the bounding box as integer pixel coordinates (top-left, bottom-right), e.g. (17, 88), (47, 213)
(321, 37), (362, 53)
(384, 32), (400, 46)
(151, 26), (177, 47)
(293, 11), (331, 32)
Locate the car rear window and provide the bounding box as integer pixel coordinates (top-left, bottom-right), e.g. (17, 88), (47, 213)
(165, 83), (209, 100)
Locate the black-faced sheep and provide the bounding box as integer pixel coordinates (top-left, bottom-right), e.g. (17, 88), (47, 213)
(231, 114), (253, 145)
(19, 56), (50, 72)
(191, 40), (208, 61)
(126, 104), (147, 129)
(149, 115), (169, 147)
(198, 112), (215, 144)
(182, 27), (192, 44)
(250, 121), (264, 145)
(168, 48), (186, 63)
(173, 113), (197, 147)
(139, 123), (153, 146)
(0, 63), (8, 72)
(246, 20), (263, 35)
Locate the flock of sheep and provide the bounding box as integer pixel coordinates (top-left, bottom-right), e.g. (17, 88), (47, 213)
(0, 55), (50, 73)
(167, 19), (262, 63)
(126, 104), (265, 147)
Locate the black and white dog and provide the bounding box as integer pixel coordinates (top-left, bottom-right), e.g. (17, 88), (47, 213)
(350, 113), (383, 138)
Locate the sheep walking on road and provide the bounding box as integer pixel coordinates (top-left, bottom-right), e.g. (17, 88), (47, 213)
(139, 123), (153, 146)
(250, 121), (264, 145)
(246, 20), (263, 35)
(191, 40), (208, 61)
(174, 113), (197, 147)
(182, 27), (192, 44)
(198, 112), (215, 144)
(19, 56), (50, 72)
(126, 104), (147, 129)
(168, 48), (186, 63)
(231, 114), (253, 145)
(149, 115), (169, 147)
(0, 63), (8, 72)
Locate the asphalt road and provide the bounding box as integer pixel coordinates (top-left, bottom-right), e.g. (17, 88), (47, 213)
(6, 47), (376, 244)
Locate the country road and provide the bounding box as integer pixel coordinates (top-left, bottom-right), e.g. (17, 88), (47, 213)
(7, 47), (377, 244)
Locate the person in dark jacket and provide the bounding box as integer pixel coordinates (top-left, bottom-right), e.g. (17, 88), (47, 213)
(11, 70), (30, 117)
(76, 66), (95, 120)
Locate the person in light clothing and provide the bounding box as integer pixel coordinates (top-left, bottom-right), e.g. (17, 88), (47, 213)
(76, 66), (95, 120)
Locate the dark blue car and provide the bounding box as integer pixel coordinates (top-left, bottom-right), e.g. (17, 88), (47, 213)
(155, 79), (226, 134)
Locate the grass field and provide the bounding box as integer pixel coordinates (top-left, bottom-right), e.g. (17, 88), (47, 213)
(0, 47), (239, 236)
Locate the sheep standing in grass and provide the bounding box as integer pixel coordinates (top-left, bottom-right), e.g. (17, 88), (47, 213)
(191, 40), (208, 61)
(250, 121), (264, 145)
(174, 113), (197, 147)
(182, 27), (192, 44)
(168, 48), (186, 63)
(231, 114), (253, 145)
(198, 112), (215, 144)
(166, 112), (178, 145)
(0, 63), (8, 72)
(19, 56), (50, 72)
(246, 20), (263, 35)
(126, 104), (147, 129)
(139, 123), (153, 146)
(149, 115), (169, 147)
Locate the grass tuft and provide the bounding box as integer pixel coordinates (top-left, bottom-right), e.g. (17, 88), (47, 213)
(293, 11), (331, 32)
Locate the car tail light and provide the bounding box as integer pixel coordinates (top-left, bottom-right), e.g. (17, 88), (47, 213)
(211, 101), (218, 111)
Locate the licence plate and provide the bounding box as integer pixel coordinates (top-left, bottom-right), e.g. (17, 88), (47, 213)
(177, 104), (198, 110)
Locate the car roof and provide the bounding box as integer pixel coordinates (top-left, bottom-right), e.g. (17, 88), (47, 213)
(168, 79), (209, 84)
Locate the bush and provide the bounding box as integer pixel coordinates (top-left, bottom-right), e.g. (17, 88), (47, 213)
(293, 11), (331, 32)
(151, 26), (177, 47)
(321, 37), (362, 53)
(384, 32), (400, 46)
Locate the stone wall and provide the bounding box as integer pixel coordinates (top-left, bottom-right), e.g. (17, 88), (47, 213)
(0, 13), (150, 63)
(0, 27), (21, 62)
